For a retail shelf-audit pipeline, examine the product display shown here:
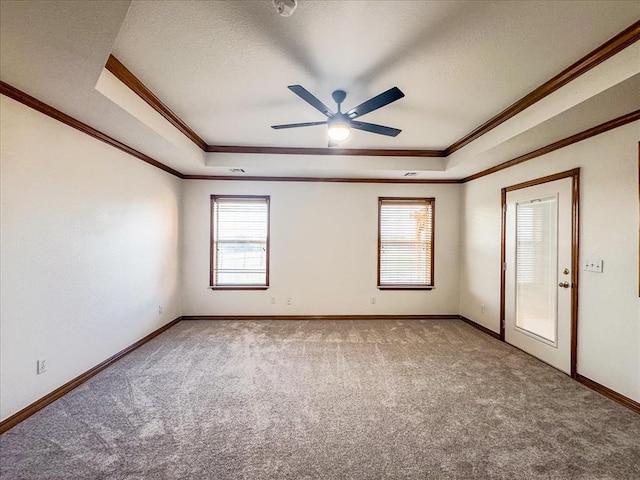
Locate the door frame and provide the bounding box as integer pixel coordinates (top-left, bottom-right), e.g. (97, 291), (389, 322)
(500, 168), (580, 378)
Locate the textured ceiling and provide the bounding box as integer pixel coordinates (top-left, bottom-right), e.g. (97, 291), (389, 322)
(1, 0), (639, 179)
(112, 0), (639, 149)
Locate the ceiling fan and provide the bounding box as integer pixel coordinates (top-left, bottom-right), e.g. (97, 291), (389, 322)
(271, 85), (405, 146)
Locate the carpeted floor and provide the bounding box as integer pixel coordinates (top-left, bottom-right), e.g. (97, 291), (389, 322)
(1, 319), (639, 479)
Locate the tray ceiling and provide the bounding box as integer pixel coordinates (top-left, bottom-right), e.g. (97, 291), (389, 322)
(1, 0), (639, 179)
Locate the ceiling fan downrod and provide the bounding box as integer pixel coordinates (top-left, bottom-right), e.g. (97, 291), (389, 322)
(332, 90), (347, 113)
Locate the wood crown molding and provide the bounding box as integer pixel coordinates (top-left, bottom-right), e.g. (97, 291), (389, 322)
(105, 55), (207, 151)
(0, 317), (182, 434)
(106, 56), (443, 158)
(0, 81), (184, 179)
(106, 20), (640, 158)
(462, 111), (640, 182)
(192, 111), (639, 183)
(206, 145), (445, 157)
(445, 19), (640, 155)
(183, 175), (461, 184)
(2, 80), (637, 185)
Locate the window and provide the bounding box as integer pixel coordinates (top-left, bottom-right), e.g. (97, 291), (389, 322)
(515, 197), (557, 285)
(378, 197), (434, 289)
(210, 195), (270, 289)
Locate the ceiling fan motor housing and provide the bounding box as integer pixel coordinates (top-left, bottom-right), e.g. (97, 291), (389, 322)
(329, 113), (350, 128)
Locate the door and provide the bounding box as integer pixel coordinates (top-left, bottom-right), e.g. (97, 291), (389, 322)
(504, 177), (573, 374)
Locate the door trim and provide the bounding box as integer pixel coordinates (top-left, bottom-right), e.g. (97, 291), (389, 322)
(500, 168), (580, 378)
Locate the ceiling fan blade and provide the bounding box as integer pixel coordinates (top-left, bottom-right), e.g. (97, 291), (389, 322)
(346, 87), (404, 119)
(271, 121), (327, 129)
(288, 85), (334, 117)
(351, 120), (402, 137)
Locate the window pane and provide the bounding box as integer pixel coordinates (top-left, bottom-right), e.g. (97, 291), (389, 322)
(211, 196), (269, 287)
(379, 199), (434, 287)
(215, 241), (267, 285)
(515, 197), (557, 343)
(215, 202), (268, 241)
(380, 243), (429, 284)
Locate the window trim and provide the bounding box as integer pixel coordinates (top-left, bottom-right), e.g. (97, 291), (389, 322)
(377, 197), (435, 290)
(209, 194), (270, 290)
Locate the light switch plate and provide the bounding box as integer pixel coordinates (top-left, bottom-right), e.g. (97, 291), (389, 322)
(584, 259), (603, 273)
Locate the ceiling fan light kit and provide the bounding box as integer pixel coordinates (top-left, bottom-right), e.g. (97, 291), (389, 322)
(327, 89), (350, 142)
(272, 85), (405, 146)
(327, 118), (351, 142)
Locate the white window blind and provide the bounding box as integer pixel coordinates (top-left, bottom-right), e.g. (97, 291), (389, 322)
(515, 196), (557, 342)
(211, 196), (269, 288)
(378, 198), (434, 288)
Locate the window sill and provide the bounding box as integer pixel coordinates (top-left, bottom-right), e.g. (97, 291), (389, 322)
(378, 285), (434, 290)
(209, 286), (269, 291)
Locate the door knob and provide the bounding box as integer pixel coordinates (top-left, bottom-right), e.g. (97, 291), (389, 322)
(558, 282), (570, 288)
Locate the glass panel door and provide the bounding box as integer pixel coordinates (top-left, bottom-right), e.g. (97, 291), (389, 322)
(505, 176), (573, 374)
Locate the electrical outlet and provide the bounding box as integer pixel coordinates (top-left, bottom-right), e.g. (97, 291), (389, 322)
(271, 297), (276, 305)
(286, 298), (292, 306)
(37, 359), (47, 375)
(158, 305), (163, 315)
(370, 297), (376, 304)
(481, 304), (486, 314)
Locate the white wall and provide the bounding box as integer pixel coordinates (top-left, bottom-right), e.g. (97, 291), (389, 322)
(459, 122), (640, 401)
(2, 91), (637, 421)
(0, 96), (183, 420)
(182, 180), (461, 316)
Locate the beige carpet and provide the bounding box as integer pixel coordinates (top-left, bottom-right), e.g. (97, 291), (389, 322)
(1, 319), (639, 479)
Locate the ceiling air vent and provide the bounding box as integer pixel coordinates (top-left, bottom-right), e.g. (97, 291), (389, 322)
(230, 168), (245, 173)
(404, 172), (418, 177)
